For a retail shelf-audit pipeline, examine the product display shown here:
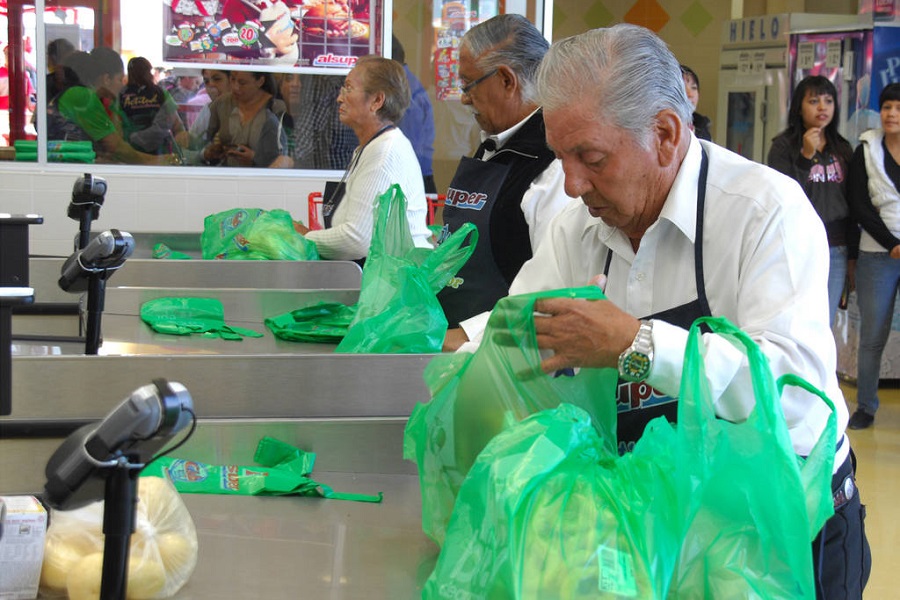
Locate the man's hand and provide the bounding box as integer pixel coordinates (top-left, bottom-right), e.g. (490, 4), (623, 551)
(443, 327), (469, 352)
(533, 298), (640, 373)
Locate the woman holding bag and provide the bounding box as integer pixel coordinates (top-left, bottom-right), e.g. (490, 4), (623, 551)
(846, 82), (900, 430)
(293, 56), (432, 261)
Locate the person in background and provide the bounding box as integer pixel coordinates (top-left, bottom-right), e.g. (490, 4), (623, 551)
(201, 70), (291, 168)
(46, 48), (174, 165)
(457, 24), (869, 598)
(680, 64), (711, 141)
(392, 35), (436, 194)
(440, 14), (573, 338)
(175, 69), (230, 163)
(46, 38), (75, 101)
(846, 82), (900, 431)
(1, 42), (37, 141)
(768, 75), (856, 327)
(293, 56), (431, 261)
(119, 56), (185, 155)
(290, 74), (357, 169)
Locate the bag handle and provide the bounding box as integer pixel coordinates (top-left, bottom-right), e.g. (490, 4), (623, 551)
(420, 222), (478, 292)
(679, 316), (796, 466)
(776, 373), (838, 538)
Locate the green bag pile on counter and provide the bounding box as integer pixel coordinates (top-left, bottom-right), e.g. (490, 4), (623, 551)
(142, 436), (382, 503)
(200, 208), (319, 260)
(420, 315), (838, 599)
(14, 139), (96, 163)
(140, 297), (263, 340)
(403, 286), (619, 545)
(265, 184), (477, 353)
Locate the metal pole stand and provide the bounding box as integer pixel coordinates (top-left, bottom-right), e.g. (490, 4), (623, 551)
(99, 456), (142, 600)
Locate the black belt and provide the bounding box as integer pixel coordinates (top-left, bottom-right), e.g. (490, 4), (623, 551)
(831, 451), (856, 510)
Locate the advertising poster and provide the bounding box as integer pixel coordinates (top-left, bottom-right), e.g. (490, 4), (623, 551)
(162, 0), (380, 69)
(871, 25), (900, 108)
(432, 1), (498, 101)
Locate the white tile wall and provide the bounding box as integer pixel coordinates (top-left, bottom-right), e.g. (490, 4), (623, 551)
(0, 165), (333, 257)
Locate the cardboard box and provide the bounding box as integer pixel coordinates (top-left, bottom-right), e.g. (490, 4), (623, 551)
(0, 496), (47, 600)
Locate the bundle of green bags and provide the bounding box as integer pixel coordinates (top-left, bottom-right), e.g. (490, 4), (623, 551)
(14, 140), (96, 163)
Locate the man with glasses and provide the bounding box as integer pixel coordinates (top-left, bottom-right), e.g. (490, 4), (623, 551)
(439, 14), (573, 342)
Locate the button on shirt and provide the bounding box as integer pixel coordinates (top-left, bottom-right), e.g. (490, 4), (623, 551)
(462, 137), (849, 468)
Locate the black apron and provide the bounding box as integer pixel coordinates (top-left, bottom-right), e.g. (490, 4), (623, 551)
(437, 154), (512, 327)
(322, 125), (395, 229)
(610, 149), (711, 454)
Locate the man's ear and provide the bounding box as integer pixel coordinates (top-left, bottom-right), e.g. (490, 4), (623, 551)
(654, 109), (683, 167)
(496, 65), (518, 97)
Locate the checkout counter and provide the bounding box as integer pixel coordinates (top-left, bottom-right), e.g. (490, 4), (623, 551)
(2, 228), (440, 598)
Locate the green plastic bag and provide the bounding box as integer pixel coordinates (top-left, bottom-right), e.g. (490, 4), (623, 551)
(403, 286), (619, 545)
(335, 184), (477, 354)
(670, 316), (837, 599)
(200, 208), (319, 260)
(152, 242), (193, 260)
(142, 436), (382, 503)
(264, 301), (357, 343)
(140, 297), (263, 340)
(422, 315), (838, 599)
(266, 184), (476, 351)
(422, 404), (682, 599)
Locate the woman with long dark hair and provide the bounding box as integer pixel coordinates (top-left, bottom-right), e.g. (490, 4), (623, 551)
(768, 75), (856, 326)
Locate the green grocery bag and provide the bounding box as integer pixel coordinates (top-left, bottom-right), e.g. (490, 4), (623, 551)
(142, 437), (382, 503)
(140, 297), (263, 340)
(670, 316), (837, 598)
(200, 208), (319, 260)
(266, 184), (476, 351)
(264, 301), (357, 343)
(423, 316), (838, 599)
(403, 286), (619, 545)
(423, 404), (682, 599)
(335, 184), (477, 354)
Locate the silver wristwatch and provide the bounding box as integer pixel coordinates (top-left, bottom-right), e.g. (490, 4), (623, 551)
(618, 320), (654, 382)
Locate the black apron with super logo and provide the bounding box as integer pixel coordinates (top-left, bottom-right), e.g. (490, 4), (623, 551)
(611, 149), (711, 454)
(437, 155), (511, 327)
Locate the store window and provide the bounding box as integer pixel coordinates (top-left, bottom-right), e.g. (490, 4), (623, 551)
(1, 0), (384, 170)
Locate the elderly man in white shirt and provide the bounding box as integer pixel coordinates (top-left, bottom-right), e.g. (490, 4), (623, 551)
(456, 24), (870, 599)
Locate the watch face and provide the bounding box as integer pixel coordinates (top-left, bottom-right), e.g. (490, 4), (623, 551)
(622, 352), (651, 381)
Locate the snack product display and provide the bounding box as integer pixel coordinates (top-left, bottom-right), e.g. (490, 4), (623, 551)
(163, 0), (376, 67)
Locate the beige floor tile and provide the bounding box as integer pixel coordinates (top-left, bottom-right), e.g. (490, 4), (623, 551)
(841, 382), (900, 598)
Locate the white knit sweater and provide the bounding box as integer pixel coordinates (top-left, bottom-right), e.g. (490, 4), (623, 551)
(306, 128), (431, 260)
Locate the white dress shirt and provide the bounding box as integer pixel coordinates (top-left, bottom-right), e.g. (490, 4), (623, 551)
(462, 137), (849, 467)
(306, 127), (432, 260)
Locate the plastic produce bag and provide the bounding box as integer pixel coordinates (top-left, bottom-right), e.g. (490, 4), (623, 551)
(200, 208), (319, 260)
(141, 436), (383, 503)
(140, 297), (263, 340)
(422, 404), (682, 599)
(403, 286), (619, 545)
(670, 316), (837, 599)
(40, 476), (198, 599)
